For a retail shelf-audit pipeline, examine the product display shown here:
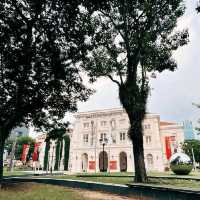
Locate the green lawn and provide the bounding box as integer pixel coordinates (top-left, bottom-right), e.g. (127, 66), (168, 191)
(46, 171), (200, 189)
(4, 170), (200, 189)
(0, 182), (87, 200)
(3, 170), (29, 177)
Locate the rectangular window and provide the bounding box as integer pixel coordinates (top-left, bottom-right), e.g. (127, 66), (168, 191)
(111, 133), (116, 144)
(83, 123), (89, 128)
(83, 134), (88, 143)
(101, 121), (107, 126)
(146, 136), (151, 144)
(120, 132), (126, 141)
(100, 133), (107, 142)
(144, 124), (151, 129)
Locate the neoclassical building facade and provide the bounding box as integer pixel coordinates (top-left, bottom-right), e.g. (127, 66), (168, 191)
(69, 108), (184, 173)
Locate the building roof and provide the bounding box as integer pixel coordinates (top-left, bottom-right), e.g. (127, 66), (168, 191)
(160, 121), (177, 126)
(74, 107), (159, 119)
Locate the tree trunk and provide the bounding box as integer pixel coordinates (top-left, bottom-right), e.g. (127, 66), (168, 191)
(0, 135), (5, 188)
(129, 120), (148, 182)
(119, 83), (148, 183)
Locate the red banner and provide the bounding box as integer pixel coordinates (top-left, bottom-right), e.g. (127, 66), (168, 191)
(110, 161), (117, 170)
(32, 143), (40, 161)
(165, 137), (172, 160)
(21, 144), (30, 161)
(89, 161), (95, 170)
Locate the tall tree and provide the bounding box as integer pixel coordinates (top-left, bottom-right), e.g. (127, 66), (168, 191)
(193, 103), (200, 134)
(82, 0), (189, 182)
(0, 0), (93, 186)
(182, 139), (200, 164)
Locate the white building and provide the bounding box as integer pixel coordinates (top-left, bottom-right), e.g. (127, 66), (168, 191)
(69, 108), (184, 173)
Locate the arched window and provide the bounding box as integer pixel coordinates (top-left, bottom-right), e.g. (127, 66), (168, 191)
(99, 151), (108, 172)
(119, 152), (127, 172)
(147, 154), (153, 166)
(81, 153), (88, 172)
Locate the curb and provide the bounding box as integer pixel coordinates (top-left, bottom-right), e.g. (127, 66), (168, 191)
(77, 174), (200, 181)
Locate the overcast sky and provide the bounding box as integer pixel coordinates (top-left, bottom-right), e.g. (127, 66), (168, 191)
(77, 0), (200, 126)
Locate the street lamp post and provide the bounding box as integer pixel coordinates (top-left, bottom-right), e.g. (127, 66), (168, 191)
(99, 138), (108, 172)
(91, 121), (97, 173)
(102, 142), (105, 172)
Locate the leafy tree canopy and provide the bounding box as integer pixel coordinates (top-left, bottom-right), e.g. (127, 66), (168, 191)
(0, 0), (93, 140)
(16, 136), (35, 146)
(0, 0), (104, 184)
(182, 139), (200, 163)
(15, 136), (36, 160)
(4, 136), (35, 160)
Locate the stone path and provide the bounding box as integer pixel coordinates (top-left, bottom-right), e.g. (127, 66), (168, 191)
(79, 190), (148, 200)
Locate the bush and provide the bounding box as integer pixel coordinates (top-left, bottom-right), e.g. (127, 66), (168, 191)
(170, 164), (193, 175)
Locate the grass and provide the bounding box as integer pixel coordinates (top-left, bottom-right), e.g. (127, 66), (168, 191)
(4, 170), (200, 190)
(3, 171), (28, 177)
(0, 182), (87, 200)
(44, 171), (200, 189)
(148, 178), (200, 189)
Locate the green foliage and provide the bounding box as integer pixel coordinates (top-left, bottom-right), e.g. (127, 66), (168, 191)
(170, 163), (193, 175)
(182, 140), (200, 163)
(0, 0), (93, 182)
(15, 136), (36, 161)
(0, 0), (93, 141)
(83, 0), (188, 83)
(16, 136), (35, 146)
(4, 136), (36, 161)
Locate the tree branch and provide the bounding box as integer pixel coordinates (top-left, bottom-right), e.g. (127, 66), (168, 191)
(99, 10), (125, 41)
(103, 44), (124, 85)
(107, 75), (120, 86)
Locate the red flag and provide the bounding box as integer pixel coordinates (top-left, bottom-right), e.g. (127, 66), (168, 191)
(165, 137), (172, 160)
(21, 144), (30, 161)
(89, 161), (95, 170)
(32, 143), (40, 161)
(110, 161), (117, 170)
